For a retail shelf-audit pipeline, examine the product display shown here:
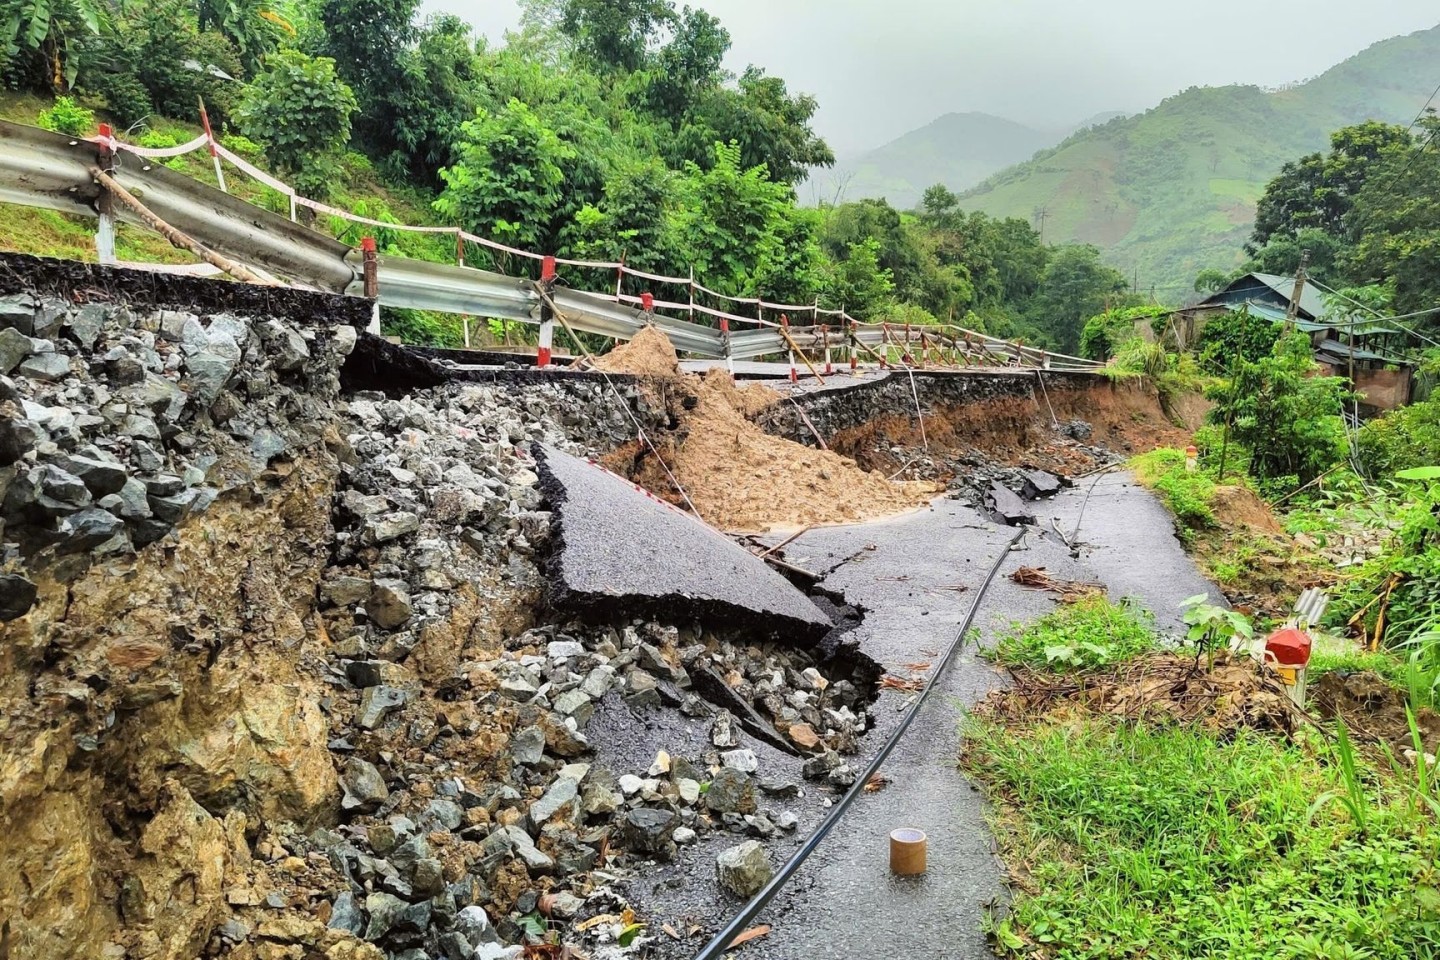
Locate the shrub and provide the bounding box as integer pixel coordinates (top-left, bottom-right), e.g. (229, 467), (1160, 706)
(1194, 307), (1279, 375)
(1205, 333), (1350, 483)
(235, 49), (356, 198)
(37, 96), (95, 136)
(1357, 397), (1440, 475)
(991, 595), (1158, 671)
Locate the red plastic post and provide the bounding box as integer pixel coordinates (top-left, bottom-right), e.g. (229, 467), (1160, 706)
(541, 256), (557, 283)
(641, 292), (654, 313)
(1265, 628), (1312, 666)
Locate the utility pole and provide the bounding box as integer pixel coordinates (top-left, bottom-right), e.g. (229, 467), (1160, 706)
(1283, 250), (1310, 336)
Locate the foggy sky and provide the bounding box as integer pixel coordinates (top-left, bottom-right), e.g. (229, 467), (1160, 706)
(421, 0), (1440, 155)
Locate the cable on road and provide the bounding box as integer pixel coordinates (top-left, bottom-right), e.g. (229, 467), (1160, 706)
(691, 525), (1027, 960)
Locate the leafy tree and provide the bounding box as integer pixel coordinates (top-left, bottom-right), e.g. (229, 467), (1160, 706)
(642, 4), (727, 124)
(1205, 333), (1350, 483)
(85, 0), (245, 126)
(1080, 306), (1165, 361)
(1025, 244), (1130, 352)
(672, 67), (834, 186)
(377, 13), (485, 185)
(1242, 227), (1347, 284)
(1193, 268), (1230, 294)
(1346, 118), (1440, 320)
(669, 140), (796, 296)
(317, 0), (419, 165)
(821, 237), (894, 317)
(434, 99), (576, 253)
(1248, 121), (1413, 254)
(196, 0), (293, 73)
(1194, 307), (1280, 374)
(234, 49), (357, 198)
(557, 0), (675, 73)
(1, 0), (114, 89)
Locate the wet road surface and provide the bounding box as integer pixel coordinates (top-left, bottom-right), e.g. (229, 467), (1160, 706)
(611, 474), (1216, 958)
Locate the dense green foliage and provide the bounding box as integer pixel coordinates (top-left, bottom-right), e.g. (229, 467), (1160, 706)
(1193, 307), (1280, 375)
(1130, 448), (1218, 538)
(1332, 469), (1440, 654)
(959, 25), (1440, 297)
(969, 716), (1440, 960)
(0, 0), (1158, 349)
(1243, 117), (1440, 322)
(1358, 398), (1440, 475)
(1079, 305), (1164, 361)
(990, 596), (1158, 671)
(1205, 334), (1350, 484)
(234, 49), (356, 197)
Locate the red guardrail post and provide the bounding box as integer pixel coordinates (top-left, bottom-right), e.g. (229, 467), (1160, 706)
(538, 255), (557, 367)
(361, 236), (380, 333)
(94, 123), (116, 265)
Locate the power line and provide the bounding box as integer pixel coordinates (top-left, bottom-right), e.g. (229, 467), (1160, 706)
(1307, 278), (1440, 348)
(1408, 78), (1440, 130)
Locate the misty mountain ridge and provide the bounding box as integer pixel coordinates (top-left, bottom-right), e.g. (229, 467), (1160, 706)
(809, 110), (1127, 209)
(957, 23), (1440, 297)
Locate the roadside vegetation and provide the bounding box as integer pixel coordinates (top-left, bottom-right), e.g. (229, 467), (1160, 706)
(972, 595), (1440, 960)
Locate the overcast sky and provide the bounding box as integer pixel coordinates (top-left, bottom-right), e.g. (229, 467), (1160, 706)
(421, 1), (1440, 155)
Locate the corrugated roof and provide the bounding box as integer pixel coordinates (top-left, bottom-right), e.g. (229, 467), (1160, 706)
(1245, 273), (1329, 320)
(1314, 339), (1408, 365)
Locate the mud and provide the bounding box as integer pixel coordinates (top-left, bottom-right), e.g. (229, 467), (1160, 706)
(1312, 670), (1440, 758)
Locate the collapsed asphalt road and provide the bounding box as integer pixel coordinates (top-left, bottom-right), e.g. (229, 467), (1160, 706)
(535, 445), (833, 645)
(608, 473), (1218, 959)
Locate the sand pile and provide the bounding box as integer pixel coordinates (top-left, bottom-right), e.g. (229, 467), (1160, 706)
(590, 324), (681, 377)
(595, 329), (937, 532)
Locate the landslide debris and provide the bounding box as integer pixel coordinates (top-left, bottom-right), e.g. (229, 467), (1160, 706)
(0, 262), (889, 960)
(975, 652), (1301, 738)
(594, 326), (936, 532)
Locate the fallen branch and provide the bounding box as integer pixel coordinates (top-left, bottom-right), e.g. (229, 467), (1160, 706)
(88, 166), (273, 285)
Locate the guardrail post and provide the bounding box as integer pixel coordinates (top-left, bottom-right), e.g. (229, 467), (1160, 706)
(782, 314), (796, 383)
(361, 236), (380, 334)
(849, 320), (858, 374)
(538, 255), (557, 367)
(718, 312), (734, 378)
(822, 325), (833, 375)
(94, 123), (116, 265)
(454, 231), (473, 348)
(198, 97), (227, 193)
(879, 324), (890, 369)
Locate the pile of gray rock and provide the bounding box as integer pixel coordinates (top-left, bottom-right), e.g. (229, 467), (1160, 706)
(0, 291), (354, 621)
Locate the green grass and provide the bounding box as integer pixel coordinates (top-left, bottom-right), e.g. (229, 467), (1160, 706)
(990, 595), (1158, 671)
(1131, 448), (1218, 538)
(966, 716), (1440, 960)
(1312, 648), (1440, 711)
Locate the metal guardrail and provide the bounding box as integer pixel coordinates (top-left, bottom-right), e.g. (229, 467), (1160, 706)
(0, 120), (1101, 371)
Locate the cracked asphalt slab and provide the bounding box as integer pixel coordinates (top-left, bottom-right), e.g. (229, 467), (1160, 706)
(1042, 471), (1226, 633)
(595, 477), (1218, 959)
(534, 445), (832, 643)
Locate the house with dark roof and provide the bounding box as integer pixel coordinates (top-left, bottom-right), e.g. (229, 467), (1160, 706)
(1178, 272), (1416, 412)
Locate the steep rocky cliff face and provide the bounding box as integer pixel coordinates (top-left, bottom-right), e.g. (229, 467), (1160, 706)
(0, 259), (363, 959)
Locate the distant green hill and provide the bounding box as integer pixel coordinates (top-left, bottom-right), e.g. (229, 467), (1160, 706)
(960, 24), (1440, 300)
(813, 112), (1056, 209)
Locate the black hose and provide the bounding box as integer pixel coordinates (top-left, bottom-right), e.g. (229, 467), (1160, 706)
(692, 527), (1024, 960)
